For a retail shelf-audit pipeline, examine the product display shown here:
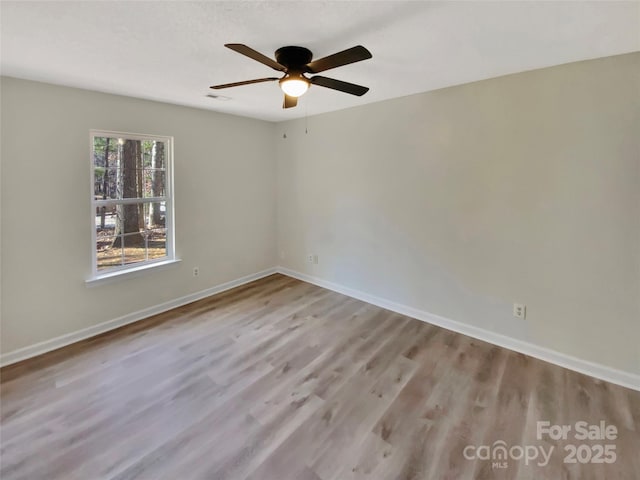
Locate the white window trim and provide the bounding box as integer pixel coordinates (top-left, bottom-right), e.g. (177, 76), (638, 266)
(88, 129), (176, 283)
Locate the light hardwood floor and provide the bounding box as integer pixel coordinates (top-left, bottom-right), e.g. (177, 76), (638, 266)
(1, 274), (639, 479)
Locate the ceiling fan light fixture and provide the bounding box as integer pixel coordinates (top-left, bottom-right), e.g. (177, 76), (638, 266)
(279, 75), (309, 98)
(211, 44), (372, 108)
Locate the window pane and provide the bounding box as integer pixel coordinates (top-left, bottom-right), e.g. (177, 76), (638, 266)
(116, 203), (144, 234)
(95, 203), (118, 236)
(95, 168), (118, 199)
(143, 201), (166, 229)
(93, 137), (118, 197)
(118, 232), (148, 266)
(97, 236), (123, 270)
(145, 170), (165, 198)
(94, 167), (106, 197)
(120, 164), (141, 199)
(149, 140), (166, 171)
(93, 137), (113, 168)
(97, 202), (166, 233)
(147, 228), (167, 260)
(115, 230), (146, 248)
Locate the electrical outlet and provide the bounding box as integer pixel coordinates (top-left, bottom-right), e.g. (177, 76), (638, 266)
(193, 267), (199, 277)
(513, 303), (526, 319)
(307, 254), (319, 264)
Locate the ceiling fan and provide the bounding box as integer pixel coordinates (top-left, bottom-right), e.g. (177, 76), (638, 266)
(210, 44), (372, 109)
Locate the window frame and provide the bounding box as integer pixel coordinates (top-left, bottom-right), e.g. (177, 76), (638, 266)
(88, 129), (176, 282)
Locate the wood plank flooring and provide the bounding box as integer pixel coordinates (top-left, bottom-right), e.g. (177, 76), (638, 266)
(1, 273), (639, 479)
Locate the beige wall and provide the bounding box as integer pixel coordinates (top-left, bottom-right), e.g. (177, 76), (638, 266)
(277, 53), (640, 374)
(1, 77), (277, 353)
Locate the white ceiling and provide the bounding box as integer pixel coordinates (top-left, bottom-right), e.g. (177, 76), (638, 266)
(2, 1), (639, 122)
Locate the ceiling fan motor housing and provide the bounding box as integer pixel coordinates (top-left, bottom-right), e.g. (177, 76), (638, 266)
(274, 46), (313, 70)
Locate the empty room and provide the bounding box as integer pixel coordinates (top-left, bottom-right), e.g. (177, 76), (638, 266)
(1, 1), (639, 479)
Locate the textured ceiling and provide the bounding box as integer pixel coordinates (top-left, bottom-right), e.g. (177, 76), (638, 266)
(2, 1), (639, 122)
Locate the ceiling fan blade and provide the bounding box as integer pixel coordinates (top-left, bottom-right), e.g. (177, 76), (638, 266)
(225, 44), (286, 72)
(210, 77), (279, 89)
(306, 45), (372, 73)
(310, 76), (369, 96)
(283, 94), (298, 109)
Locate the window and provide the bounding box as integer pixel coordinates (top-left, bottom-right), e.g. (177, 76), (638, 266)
(90, 130), (175, 279)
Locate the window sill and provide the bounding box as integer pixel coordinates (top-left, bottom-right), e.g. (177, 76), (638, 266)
(86, 258), (182, 286)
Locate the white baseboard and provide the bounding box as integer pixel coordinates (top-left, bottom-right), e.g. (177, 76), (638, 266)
(0, 267), (278, 367)
(276, 267), (640, 392)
